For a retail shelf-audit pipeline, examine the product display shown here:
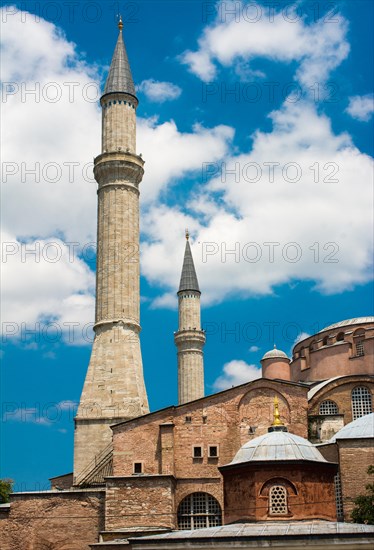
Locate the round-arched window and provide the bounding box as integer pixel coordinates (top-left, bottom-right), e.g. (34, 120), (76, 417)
(269, 485), (288, 515)
(351, 386), (372, 420)
(177, 492), (222, 530)
(319, 400), (339, 415)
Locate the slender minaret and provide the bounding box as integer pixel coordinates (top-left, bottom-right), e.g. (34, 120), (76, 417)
(74, 19), (149, 482)
(174, 231), (206, 404)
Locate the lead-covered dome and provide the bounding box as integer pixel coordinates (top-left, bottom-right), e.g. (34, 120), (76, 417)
(261, 346), (289, 361)
(329, 413), (374, 443)
(231, 430), (327, 465)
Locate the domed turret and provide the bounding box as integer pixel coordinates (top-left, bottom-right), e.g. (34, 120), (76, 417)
(261, 345), (291, 381)
(219, 397), (338, 524)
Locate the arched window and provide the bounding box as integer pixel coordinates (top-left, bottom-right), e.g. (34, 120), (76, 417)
(310, 340), (316, 351)
(177, 492), (222, 530)
(269, 485), (288, 515)
(323, 336), (329, 346)
(336, 332), (345, 342)
(351, 386), (372, 420)
(319, 400), (339, 415)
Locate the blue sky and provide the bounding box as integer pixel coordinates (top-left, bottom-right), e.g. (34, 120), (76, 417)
(1, 0), (373, 489)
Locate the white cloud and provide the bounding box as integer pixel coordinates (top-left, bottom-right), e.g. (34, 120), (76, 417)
(1, 7), (101, 243)
(137, 79), (182, 102)
(213, 359), (261, 390)
(181, 1), (349, 89)
(141, 100), (374, 305)
(293, 332), (311, 345)
(346, 94), (374, 121)
(249, 345), (260, 352)
(1, 8), (235, 340)
(138, 118), (234, 204)
(1, 233), (95, 344)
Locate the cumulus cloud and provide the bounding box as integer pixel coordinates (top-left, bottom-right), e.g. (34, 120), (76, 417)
(141, 100), (373, 304)
(138, 118), (234, 203)
(346, 94), (374, 121)
(1, 232), (95, 344)
(249, 345), (260, 352)
(137, 79), (182, 102)
(1, 7), (101, 243)
(181, 1), (350, 89)
(213, 359), (261, 390)
(0, 7), (235, 339)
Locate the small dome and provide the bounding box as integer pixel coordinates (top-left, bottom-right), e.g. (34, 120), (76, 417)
(231, 430), (327, 465)
(261, 346), (289, 361)
(329, 413), (374, 442)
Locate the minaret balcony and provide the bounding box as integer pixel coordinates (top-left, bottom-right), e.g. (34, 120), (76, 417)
(94, 151), (144, 189)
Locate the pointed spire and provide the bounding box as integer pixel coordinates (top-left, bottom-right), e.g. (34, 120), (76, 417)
(104, 19), (137, 97)
(178, 234), (200, 293)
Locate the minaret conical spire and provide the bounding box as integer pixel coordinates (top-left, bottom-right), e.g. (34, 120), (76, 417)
(104, 18), (137, 97)
(74, 21), (148, 483)
(178, 231), (200, 293)
(175, 232), (205, 404)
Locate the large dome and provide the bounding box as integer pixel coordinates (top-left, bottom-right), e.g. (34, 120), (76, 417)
(318, 317), (374, 333)
(231, 429), (327, 465)
(329, 413), (374, 442)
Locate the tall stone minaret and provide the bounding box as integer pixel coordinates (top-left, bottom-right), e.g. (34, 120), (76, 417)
(74, 19), (149, 482)
(174, 231), (206, 404)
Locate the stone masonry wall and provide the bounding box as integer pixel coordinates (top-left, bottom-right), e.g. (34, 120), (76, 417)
(0, 490), (105, 550)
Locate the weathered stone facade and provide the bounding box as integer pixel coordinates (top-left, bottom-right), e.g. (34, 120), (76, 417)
(0, 490), (105, 550)
(73, 28), (149, 482)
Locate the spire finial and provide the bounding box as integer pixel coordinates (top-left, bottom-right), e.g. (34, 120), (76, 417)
(272, 395), (284, 427)
(118, 14), (123, 31)
(185, 228), (190, 241)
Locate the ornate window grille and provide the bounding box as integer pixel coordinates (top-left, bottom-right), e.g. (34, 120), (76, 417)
(319, 400), (339, 415)
(351, 386), (372, 420)
(334, 472), (344, 521)
(355, 340), (364, 356)
(269, 485), (288, 515)
(177, 492), (222, 530)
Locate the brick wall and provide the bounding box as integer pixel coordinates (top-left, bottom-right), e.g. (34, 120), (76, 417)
(338, 439), (374, 521)
(0, 489), (105, 550)
(222, 462), (337, 524)
(308, 376), (374, 426)
(105, 476), (175, 531)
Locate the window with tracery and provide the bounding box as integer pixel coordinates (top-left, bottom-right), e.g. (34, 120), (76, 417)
(351, 386), (372, 420)
(177, 492), (222, 530)
(319, 400), (339, 415)
(269, 485), (288, 515)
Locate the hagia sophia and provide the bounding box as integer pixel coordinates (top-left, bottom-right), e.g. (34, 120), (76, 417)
(1, 20), (373, 550)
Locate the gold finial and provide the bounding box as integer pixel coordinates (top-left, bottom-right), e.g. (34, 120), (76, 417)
(118, 15), (123, 31)
(272, 395), (283, 427)
(185, 228), (190, 240)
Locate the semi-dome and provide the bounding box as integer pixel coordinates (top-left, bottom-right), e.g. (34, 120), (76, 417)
(329, 413), (374, 443)
(261, 346), (289, 361)
(231, 430), (327, 465)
